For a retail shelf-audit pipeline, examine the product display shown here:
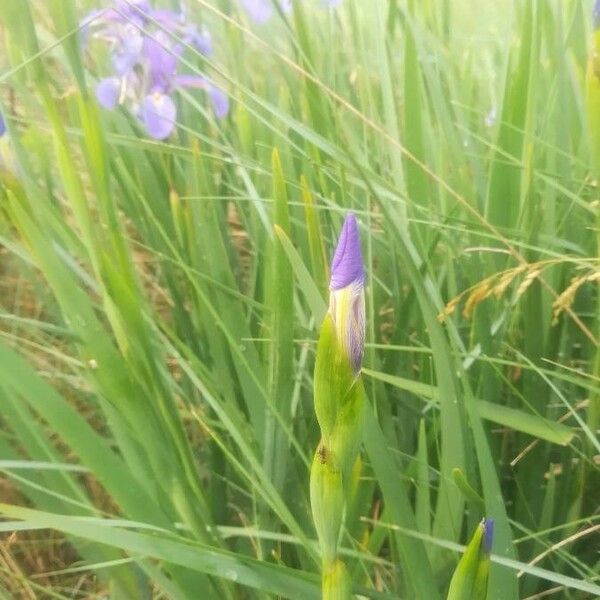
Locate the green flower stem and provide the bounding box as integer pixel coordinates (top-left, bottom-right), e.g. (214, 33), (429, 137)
(310, 314), (364, 599)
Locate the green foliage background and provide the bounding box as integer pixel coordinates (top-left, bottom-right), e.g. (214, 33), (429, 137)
(0, 1), (598, 598)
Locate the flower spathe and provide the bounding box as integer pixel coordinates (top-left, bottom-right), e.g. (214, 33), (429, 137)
(328, 213), (365, 373)
(446, 517), (494, 600)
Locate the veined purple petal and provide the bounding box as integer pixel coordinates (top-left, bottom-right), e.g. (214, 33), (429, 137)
(482, 519), (494, 554)
(139, 92), (177, 139)
(330, 212), (365, 290)
(242, 0), (273, 23)
(0, 113), (6, 137)
(209, 85), (230, 119)
(96, 77), (121, 109)
(143, 31), (181, 92)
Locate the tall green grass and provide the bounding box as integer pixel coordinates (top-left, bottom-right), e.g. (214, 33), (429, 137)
(0, 0), (598, 598)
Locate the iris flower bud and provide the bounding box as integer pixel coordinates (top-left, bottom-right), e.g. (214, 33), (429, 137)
(446, 518), (494, 600)
(328, 213), (365, 373)
(311, 212), (366, 599)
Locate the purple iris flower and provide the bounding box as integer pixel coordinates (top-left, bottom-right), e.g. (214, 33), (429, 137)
(84, 1), (229, 139)
(328, 213), (365, 373)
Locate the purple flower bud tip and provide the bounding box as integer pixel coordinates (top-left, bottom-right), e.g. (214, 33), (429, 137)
(330, 213), (365, 291)
(482, 518), (494, 554)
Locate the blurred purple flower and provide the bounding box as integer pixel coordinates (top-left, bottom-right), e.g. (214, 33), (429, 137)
(209, 85), (230, 119)
(0, 113), (5, 137)
(242, 0), (341, 23)
(241, 0), (293, 23)
(83, 0), (229, 139)
(242, 0), (274, 23)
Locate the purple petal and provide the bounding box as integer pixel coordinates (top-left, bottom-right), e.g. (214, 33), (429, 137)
(150, 8), (184, 28)
(330, 213), (365, 290)
(209, 86), (230, 119)
(115, 0), (152, 21)
(0, 113), (6, 137)
(482, 519), (494, 554)
(108, 24), (144, 75)
(242, 0), (273, 23)
(96, 77), (121, 109)
(595, 0), (600, 30)
(139, 93), (177, 139)
(175, 75), (208, 90)
(184, 25), (213, 56)
(143, 31), (181, 92)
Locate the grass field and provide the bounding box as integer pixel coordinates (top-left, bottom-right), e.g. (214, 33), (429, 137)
(0, 1), (599, 598)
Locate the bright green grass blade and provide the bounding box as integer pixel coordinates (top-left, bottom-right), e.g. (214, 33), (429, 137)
(263, 148), (295, 494)
(0, 504), (322, 600)
(363, 403), (439, 599)
(363, 368), (574, 446)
